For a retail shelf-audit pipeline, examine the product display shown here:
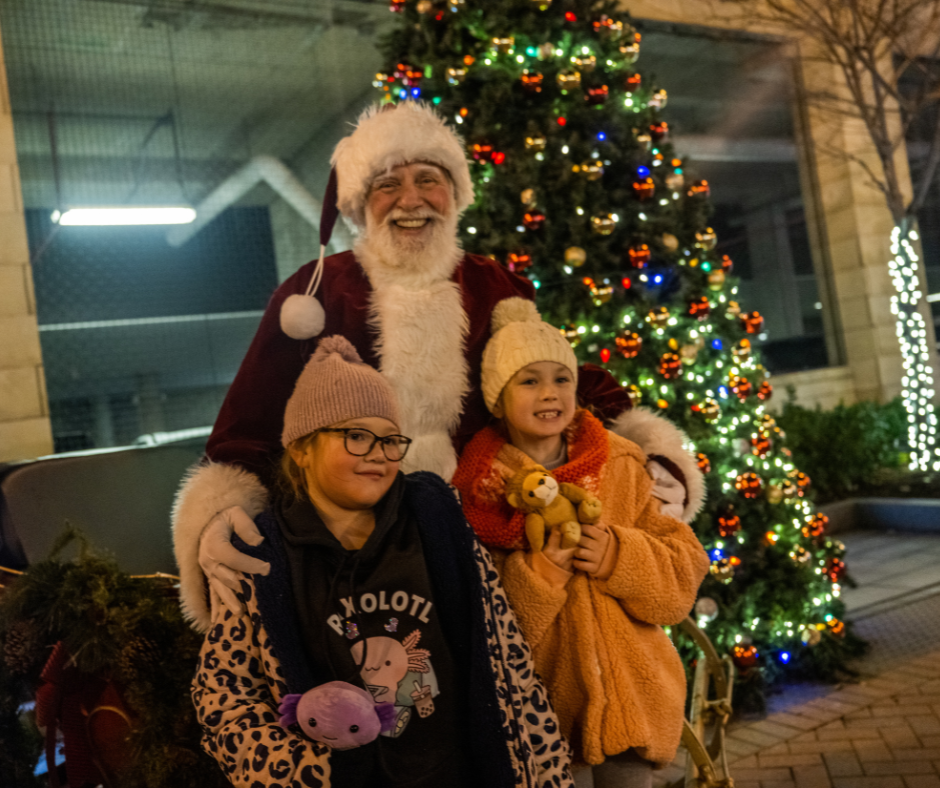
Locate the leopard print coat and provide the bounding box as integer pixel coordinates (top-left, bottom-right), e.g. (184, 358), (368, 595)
(192, 478), (574, 788)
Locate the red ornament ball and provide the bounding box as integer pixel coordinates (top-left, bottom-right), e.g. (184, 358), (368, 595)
(632, 178), (655, 201)
(687, 180), (710, 198)
(721, 254), (734, 273)
(757, 380), (773, 401)
(802, 513), (829, 539)
(735, 472), (763, 499)
(658, 352), (682, 380)
(585, 85), (609, 105)
(627, 243), (651, 268)
(522, 211), (545, 231)
(506, 251), (532, 272)
(471, 142), (494, 161)
(649, 121), (669, 141)
(521, 70), (544, 92)
(718, 508), (742, 538)
(741, 311), (765, 334)
(732, 644), (760, 669)
(730, 375), (752, 401)
(624, 73), (642, 93)
(615, 332), (642, 359)
(696, 453), (711, 473)
(750, 434), (771, 458)
(826, 558), (846, 582)
(688, 296), (711, 320)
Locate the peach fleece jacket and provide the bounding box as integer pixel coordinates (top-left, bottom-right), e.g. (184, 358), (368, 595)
(455, 413), (710, 767)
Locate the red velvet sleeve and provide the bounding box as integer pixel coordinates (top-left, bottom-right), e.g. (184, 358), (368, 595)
(205, 270), (315, 485)
(577, 362), (631, 425)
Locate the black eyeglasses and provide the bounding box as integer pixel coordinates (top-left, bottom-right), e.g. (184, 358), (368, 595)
(318, 427), (412, 461)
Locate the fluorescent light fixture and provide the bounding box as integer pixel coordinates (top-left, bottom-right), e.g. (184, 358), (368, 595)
(51, 206), (196, 226)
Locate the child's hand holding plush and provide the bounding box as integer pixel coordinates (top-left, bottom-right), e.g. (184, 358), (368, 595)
(574, 524), (618, 580)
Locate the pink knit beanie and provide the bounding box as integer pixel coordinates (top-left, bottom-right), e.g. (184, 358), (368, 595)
(281, 335), (401, 447)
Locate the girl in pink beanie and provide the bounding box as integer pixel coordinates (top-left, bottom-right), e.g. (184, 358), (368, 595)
(192, 335), (573, 788)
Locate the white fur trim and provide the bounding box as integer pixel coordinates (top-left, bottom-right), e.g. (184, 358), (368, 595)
(401, 431), (459, 481)
(331, 102), (474, 226)
(368, 280), (469, 481)
(172, 462), (269, 632)
(609, 408), (706, 522)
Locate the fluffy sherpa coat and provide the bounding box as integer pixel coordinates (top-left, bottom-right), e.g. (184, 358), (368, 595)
(452, 410), (710, 767)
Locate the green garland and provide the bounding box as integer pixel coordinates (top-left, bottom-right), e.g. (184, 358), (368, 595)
(0, 526), (229, 788)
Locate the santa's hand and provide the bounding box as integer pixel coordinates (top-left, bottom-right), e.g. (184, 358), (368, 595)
(199, 506), (270, 619)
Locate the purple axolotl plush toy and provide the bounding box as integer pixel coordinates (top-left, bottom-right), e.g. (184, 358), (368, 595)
(278, 681), (397, 750)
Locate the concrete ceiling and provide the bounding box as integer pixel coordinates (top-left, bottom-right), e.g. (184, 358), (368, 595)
(0, 0), (799, 212)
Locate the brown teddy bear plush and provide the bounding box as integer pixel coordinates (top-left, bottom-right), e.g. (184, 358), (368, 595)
(505, 465), (602, 552)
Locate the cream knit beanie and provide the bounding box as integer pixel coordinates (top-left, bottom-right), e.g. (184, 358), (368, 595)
(282, 335), (401, 447)
(481, 298), (579, 413)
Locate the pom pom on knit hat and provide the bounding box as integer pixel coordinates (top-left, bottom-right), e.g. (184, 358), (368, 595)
(491, 297), (541, 333)
(281, 335), (400, 447)
(481, 298), (579, 414)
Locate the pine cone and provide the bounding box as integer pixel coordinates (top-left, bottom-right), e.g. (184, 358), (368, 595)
(117, 636), (160, 682)
(3, 620), (40, 675)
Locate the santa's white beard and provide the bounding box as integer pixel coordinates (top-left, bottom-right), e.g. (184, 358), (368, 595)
(355, 207), (462, 291)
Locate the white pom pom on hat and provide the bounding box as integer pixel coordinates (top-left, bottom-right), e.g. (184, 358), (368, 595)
(481, 297), (579, 413)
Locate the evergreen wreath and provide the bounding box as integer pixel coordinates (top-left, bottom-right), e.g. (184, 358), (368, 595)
(0, 526), (229, 788)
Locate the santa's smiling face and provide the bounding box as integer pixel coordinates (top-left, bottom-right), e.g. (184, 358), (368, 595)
(367, 162), (453, 247)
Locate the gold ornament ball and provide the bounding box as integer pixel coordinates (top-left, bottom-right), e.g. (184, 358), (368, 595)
(591, 214), (617, 235)
(661, 232), (679, 252)
(732, 338), (752, 361)
(766, 484), (784, 505)
(575, 161), (604, 181)
(725, 300), (742, 318)
(801, 627), (822, 647)
(709, 558), (737, 583)
(626, 384), (642, 406)
(537, 42), (555, 60)
(416, 0), (434, 12)
(646, 305), (670, 327)
(635, 132), (652, 151)
(573, 55), (596, 72)
(520, 188), (536, 207)
(446, 67), (467, 84)
(525, 134), (547, 152)
(556, 70), (582, 90)
(694, 596), (719, 622)
(561, 327), (581, 348)
(565, 246), (587, 267)
(492, 36), (515, 54)
(665, 172), (684, 191)
(620, 42), (640, 64)
(679, 344), (699, 365)
(695, 227), (718, 250)
(648, 88), (668, 109)
(708, 269), (726, 291)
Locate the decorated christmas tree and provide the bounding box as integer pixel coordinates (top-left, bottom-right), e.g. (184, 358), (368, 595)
(376, 0), (863, 702)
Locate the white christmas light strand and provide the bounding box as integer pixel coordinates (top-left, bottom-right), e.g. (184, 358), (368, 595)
(888, 225), (940, 471)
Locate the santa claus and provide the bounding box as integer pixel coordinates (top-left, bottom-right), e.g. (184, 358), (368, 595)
(173, 102), (704, 631)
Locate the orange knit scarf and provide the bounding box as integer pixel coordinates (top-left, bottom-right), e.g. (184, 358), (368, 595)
(453, 409), (610, 551)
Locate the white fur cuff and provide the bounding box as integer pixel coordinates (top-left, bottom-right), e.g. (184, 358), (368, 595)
(609, 408), (706, 522)
(171, 462), (269, 632)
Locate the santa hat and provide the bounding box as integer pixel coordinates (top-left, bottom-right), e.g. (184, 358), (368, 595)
(280, 101), (474, 342)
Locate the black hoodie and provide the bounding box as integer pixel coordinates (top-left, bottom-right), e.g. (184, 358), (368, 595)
(272, 473), (468, 788)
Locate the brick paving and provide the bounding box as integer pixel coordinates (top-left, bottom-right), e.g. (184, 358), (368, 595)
(654, 531), (940, 787)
